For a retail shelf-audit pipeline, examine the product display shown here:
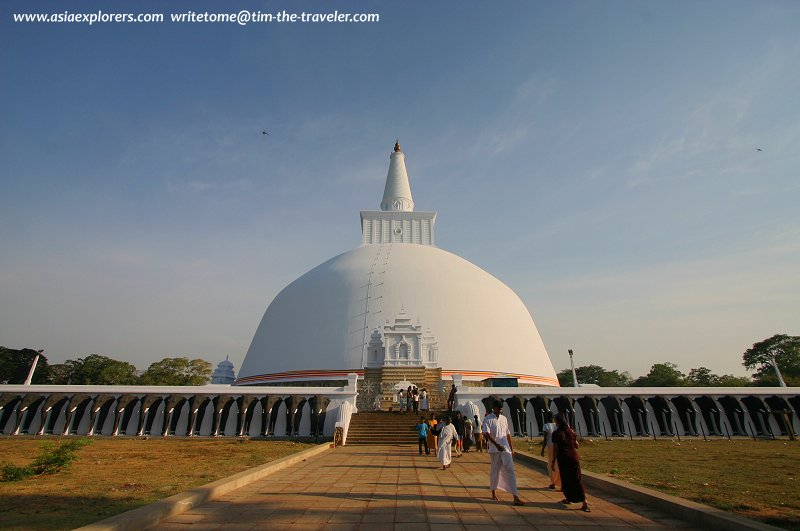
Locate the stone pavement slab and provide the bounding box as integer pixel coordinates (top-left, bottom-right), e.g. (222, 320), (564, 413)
(151, 445), (702, 530)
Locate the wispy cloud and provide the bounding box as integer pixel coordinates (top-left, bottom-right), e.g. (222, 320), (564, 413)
(170, 179), (256, 194)
(473, 73), (559, 157)
(537, 229), (800, 308)
(523, 229), (800, 376)
(623, 37), (800, 188)
(331, 162), (385, 185)
(515, 74), (557, 106)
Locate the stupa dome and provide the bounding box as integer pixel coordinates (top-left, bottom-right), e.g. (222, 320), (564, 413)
(237, 243), (558, 385)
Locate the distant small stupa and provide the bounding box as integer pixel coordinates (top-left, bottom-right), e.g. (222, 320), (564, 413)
(211, 356), (236, 384)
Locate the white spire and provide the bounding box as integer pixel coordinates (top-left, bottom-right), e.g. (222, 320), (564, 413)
(361, 141), (436, 245)
(380, 141), (414, 212)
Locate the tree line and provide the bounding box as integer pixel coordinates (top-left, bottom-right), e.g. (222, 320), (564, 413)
(0, 348), (212, 386)
(2, 333), (797, 387)
(558, 333), (799, 387)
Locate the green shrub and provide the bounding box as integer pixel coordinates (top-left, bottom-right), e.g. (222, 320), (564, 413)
(1, 438), (92, 481)
(1, 463), (33, 482)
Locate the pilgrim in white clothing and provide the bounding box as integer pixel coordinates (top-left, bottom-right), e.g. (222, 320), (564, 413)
(437, 420), (458, 469)
(482, 400), (524, 505)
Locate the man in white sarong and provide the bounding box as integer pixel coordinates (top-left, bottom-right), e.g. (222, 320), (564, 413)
(437, 417), (458, 470)
(482, 399), (525, 506)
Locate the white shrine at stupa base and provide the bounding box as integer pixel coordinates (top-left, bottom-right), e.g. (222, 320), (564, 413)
(236, 142), (559, 409)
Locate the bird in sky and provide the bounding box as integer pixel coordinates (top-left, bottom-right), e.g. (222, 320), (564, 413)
(262, 130), (270, 136)
(756, 147), (763, 152)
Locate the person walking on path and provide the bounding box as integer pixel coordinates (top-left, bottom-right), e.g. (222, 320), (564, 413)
(552, 413), (590, 512)
(482, 399), (524, 506)
(453, 411), (465, 457)
(473, 415), (484, 452)
(464, 414), (473, 452)
(426, 413), (438, 454)
(420, 388), (429, 411)
(412, 387), (420, 415)
(540, 411), (560, 489)
(406, 386), (413, 413)
(437, 417), (458, 470)
(416, 416), (430, 455)
(398, 389), (406, 412)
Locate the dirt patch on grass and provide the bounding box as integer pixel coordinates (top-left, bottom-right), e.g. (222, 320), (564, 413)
(0, 437), (316, 530)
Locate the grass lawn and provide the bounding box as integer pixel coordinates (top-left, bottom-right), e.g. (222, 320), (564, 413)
(521, 436), (800, 529)
(0, 437), (316, 530)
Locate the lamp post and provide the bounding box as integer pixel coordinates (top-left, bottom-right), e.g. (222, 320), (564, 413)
(568, 349), (578, 388)
(23, 350), (43, 385)
(771, 358), (787, 388)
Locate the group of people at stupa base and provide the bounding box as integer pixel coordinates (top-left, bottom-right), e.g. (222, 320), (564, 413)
(413, 399), (590, 511)
(393, 385), (430, 414)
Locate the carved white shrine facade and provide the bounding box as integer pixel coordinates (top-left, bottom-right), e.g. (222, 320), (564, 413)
(366, 310), (439, 369)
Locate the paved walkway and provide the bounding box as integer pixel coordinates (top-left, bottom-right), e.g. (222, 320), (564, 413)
(153, 445), (699, 530)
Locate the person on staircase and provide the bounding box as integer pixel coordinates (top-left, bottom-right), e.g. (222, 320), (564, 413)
(447, 384), (457, 411)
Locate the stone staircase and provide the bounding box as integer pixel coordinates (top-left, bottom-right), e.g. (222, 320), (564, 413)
(360, 367), (445, 411)
(346, 411), (434, 445)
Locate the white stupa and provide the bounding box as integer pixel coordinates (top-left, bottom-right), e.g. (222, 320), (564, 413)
(237, 142), (558, 391)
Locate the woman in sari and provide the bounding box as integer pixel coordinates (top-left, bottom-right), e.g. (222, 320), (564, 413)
(437, 417), (458, 470)
(426, 413), (438, 454)
(551, 413), (589, 512)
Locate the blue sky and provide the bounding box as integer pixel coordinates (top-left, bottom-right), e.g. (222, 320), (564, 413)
(1, 0), (798, 379)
